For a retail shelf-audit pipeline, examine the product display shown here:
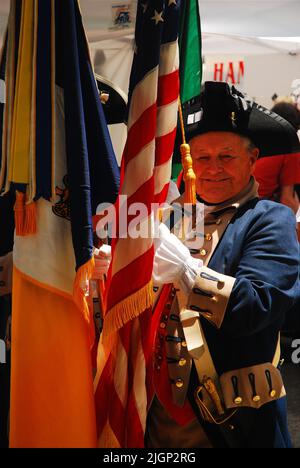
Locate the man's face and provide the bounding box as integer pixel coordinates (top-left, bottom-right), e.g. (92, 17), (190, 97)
(189, 131), (259, 203)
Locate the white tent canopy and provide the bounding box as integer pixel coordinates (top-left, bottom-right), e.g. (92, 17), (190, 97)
(1, 0), (300, 160)
(86, 1), (300, 109)
(1, 0), (300, 45)
(83, 0), (300, 42)
(200, 0), (300, 38)
(82, 1), (300, 110)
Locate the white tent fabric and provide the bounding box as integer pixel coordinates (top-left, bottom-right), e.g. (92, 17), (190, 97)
(200, 0), (300, 38)
(82, 0), (300, 42)
(89, 34), (134, 97)
(85, 0), (300, 110)
(0, 0), (299, 162)
(1, 1), (300, 46)
(202, 33), (300, 56)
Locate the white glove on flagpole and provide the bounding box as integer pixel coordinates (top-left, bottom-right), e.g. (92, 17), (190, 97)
(92, 244), (111, 280)
(153, 223), (203, 294)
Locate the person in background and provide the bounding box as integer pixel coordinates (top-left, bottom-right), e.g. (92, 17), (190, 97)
(254, 101), (300, 219)
(269, 101), (300, 240)
(268, 102), (300, 344)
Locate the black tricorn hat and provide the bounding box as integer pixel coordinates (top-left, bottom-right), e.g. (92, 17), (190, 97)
(95, 74), (127, 125)
(183, 81), (300, 157)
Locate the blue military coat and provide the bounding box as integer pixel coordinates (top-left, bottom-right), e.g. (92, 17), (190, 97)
(197, 198), (300, 448)
(151, 181), (300, 448)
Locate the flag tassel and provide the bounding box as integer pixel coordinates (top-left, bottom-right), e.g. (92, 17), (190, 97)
(178, 97), (196, 205)
(14, 191), (26, 236)
(14, 192), (38, 236)
(180, 143), (196, 205)
(24, 201), (37, 235)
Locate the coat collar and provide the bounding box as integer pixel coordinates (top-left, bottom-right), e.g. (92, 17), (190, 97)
(207, 176), (259, 215)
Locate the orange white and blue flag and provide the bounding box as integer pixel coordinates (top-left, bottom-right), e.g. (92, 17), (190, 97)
(0, 0), (119, 447)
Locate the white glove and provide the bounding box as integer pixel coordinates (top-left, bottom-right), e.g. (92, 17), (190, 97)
(0, 252), (13, 296)
(92, 244), (111, 280)
(153, 223), (203, 294)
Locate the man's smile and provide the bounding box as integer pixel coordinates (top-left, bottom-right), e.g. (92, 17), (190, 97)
(201, 178), (231, 182)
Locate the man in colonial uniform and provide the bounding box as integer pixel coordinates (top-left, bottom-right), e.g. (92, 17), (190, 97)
(146, 81), (300, 448)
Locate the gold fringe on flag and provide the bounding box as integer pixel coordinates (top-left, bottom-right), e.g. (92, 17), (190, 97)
(178, 96), (196, 205)
(73, 256), (96, 347)
(101, 280), (154, 341)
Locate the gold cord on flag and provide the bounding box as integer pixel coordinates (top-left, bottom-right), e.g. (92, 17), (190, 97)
(178, 96), (196, 205)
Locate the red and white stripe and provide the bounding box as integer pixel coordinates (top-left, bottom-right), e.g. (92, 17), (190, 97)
(94, 36), (179, 448)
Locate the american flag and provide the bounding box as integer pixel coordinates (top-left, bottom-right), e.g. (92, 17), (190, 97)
(94, 0), (181, 448)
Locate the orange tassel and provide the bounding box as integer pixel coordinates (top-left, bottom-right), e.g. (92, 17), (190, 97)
(14, 192), (37, 236)
(14, 191), (26, 236)
(178, 97), (196, 205)
(24, 201), (37, 235)
(180, 143), (196, 205)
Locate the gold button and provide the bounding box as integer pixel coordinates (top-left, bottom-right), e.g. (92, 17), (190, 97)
(229, 425), (235, 430)
(200, 249), (207, 256)
(159, 322), (166, 329)
(181, 340), (187, 347)
(234, 396), (243, 405)
(269, 389), (276, 398)
(252, 395), (261, 403)
(175, 378), (184, 388)
(178, 358), (186, 367)
(205, 233), (212, 241)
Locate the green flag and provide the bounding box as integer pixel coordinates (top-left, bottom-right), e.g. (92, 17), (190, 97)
(171, 0), (202, 181)
(179, 0), (202, 104)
